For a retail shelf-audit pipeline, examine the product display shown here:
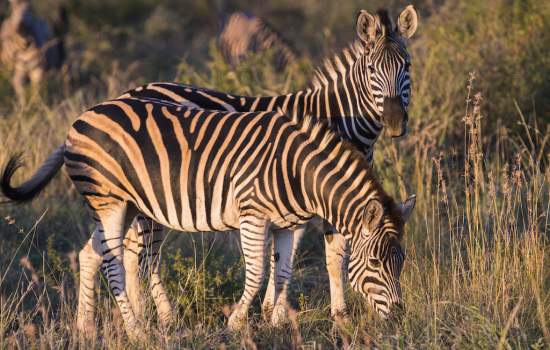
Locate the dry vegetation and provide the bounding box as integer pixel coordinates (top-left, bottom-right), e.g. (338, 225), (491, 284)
(0, 0), (549, 348)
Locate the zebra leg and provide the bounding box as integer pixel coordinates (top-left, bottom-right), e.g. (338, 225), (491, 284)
(76, 231), (102, 334)
(123, 220), (146, 325)
(136, 217), (173, 326)
(263, 226), (305, 327)
(228, 216), (270, 331)
(96, 205), (141, 339)
(28, 67), (43, 98)
(262, 232), (276, 318)
(12, 66), (26, 100)
(324, 232), (349, 320)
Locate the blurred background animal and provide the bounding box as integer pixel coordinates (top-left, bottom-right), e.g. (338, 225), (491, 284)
(218, 11), (297, 70)
(0, 0), (68, 99)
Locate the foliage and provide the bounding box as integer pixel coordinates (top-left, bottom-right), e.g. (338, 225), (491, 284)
(0, 0), (548, 348)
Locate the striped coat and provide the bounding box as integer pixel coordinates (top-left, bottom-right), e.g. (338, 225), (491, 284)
(0, 97), (415, 337)
(114, 5), (419, 325)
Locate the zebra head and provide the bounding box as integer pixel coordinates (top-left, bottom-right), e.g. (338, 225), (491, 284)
(348, 194), (416, 318)
(356, 6), (418, 138)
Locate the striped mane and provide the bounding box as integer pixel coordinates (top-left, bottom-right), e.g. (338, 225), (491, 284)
(311, 40), (364, 90)
(289, 113), (374, 179)
(288, 113), (403, 231)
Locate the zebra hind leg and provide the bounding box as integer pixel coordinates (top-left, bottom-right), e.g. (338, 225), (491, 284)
(136, 217), (173, 327)
(123, 219), (146, 326)
(262, 232), (276, 319)
(228, 216), (270, 331)
(76, 231), (102, 335)
(95, 204), (142, 339)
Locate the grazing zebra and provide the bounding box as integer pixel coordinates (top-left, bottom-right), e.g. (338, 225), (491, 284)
(219, 11), (297, 70)
(0, 0), (68, 98)
(0, 97), (415, 337)
(111, 6), (419, 326)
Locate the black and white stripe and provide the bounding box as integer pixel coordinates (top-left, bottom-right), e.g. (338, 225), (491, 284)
(1, 96), (415, 337)
(117, 6), (419, 321)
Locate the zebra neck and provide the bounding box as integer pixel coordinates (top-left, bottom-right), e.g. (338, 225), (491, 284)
(309, 55), (384, 151)
(295, 132), (378, 236)
(244, 81), (382, 153)
(312, 162), (378, 237)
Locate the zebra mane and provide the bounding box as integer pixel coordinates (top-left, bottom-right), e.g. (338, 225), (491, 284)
(284, 112), (404, 231)
(311, 40), (364, 90)
(376, 9), (395, 36)
(287, 113), (367, 173)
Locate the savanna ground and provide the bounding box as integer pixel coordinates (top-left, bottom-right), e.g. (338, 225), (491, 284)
(0, 0), (549, 348)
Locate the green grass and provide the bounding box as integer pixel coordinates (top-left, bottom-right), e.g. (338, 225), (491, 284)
(0, 0), (549, 348)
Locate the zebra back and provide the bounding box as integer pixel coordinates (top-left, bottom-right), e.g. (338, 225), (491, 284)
(65, 97), (396, 236)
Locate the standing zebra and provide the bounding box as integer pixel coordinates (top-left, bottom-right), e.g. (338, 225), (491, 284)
(111, 6), (418, 326)
(0, 0), (68, 98)
(218, 11), (297, 70)
(0, 97), (415, 338)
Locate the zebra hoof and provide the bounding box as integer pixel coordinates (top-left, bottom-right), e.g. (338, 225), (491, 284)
(261, 301), (274, 322)
(271, 305), (289, 327)
(332, 310), (351, 326)
(126, 325), (146, 342)
(227, 307), (247, 331)
(76, 318), (97, 337)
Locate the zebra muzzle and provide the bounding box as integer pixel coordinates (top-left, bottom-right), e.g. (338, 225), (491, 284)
(382, 97), (408, 138)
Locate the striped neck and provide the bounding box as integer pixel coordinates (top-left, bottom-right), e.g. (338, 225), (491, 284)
(250, 42), (384, 153)
(289, 119), (384, 236)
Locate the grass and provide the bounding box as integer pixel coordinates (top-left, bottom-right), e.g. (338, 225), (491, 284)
(0, 0), (549, 348)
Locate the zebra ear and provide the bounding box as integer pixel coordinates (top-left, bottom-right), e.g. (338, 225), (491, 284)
(399, 195), (416, 221)
(397, 5), (418, 39)
(363, 199), (384, 232)
(356, 10), (378, 44)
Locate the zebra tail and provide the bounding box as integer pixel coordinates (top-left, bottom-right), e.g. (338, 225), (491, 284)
(0, 145), (65, 204)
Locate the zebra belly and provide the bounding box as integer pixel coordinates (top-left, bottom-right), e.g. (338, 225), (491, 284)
(65, 124), (242, 233)
(131, 191), (241, 233)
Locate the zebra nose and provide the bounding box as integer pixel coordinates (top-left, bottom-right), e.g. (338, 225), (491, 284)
(389, 302), (405, 321)
(382, 97), (407, 137)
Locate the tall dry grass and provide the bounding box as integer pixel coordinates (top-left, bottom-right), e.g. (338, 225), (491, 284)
(0, 0), (549, 348)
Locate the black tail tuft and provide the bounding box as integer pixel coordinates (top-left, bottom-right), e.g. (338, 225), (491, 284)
(1, 153), (26, 204)
(0, 146), (65, 204)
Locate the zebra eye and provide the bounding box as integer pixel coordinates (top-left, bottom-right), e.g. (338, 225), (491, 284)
(368, 65), (375, 74)
(369, 258), (381, 268)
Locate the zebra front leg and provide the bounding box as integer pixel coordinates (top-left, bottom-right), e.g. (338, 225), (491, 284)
(96, 205), (142, 339)
(228, 216), (270, 331)
(137, 217), (172, 326)
(263, 226), (305, 327)
(76, 231), (102, 335)
(324, 232), (349, 320)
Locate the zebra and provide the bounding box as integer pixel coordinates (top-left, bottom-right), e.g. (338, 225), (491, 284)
(110, 6), (419, 326)
(0, 97), (416, 338)
(0, 0), (68, 98)
(218, 11), (297, 70)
